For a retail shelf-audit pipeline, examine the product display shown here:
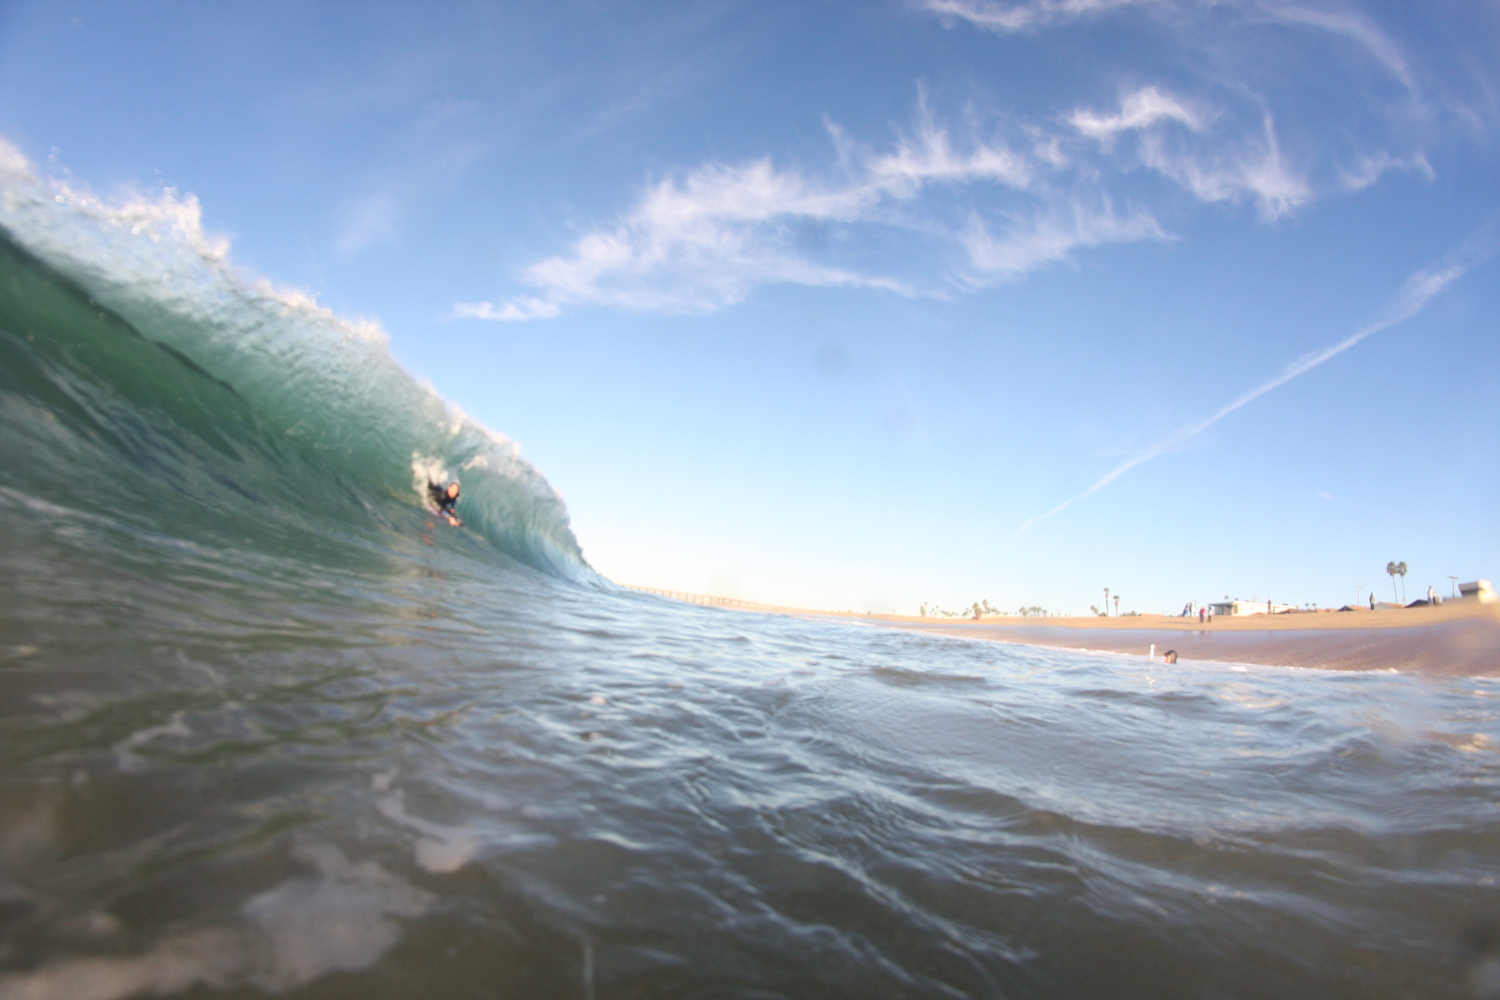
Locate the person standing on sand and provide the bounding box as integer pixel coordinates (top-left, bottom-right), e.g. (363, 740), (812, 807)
(1369, 593), (1375, 610)
(1427, 585), (1438, 605)
(1198, 606), (1206, 624)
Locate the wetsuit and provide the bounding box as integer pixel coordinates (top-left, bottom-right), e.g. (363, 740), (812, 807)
(428, 482), (459, 518)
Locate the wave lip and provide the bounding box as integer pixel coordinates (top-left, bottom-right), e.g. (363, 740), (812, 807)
(0, 138), (595, 580)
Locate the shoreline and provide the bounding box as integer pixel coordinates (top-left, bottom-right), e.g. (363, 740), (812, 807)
(627, 588), (1499, 676)
(849, 602), (1500, 676)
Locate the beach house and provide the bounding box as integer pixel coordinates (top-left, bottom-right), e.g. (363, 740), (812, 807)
(1458, 580), (1496, 604)
(1207, 599), (1298, 617)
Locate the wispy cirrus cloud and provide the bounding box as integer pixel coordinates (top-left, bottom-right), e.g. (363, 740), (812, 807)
(459, 2), (1444, 322)
(456, 108), (1142, 321)
(452, 298), (561, 321)
(925, 0), (1417, 96)
(1068, 86), (1206, 141)
(1014, 211), (1500, 535)
(1256, 2), (1414, 92)
(1337, 150), (1434, 192)
(924, 0), (1158, 34)
(456, 158), (916, 319)
(864, 104), (1035, 192)
(961, 198), (1164, 278)
(1139, 116), (1310, 220)
(1070, 89), (1310, 219)
(926, 0), (1435, 192)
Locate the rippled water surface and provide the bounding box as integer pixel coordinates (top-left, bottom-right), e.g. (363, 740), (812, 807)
(4, 504), (1499, 1000)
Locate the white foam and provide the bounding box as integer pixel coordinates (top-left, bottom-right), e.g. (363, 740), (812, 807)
(0, 841), (431, 1000)
(112, 711), (192, 773)
(377, 791), (484, 874)
(241, 841), (433, 990)
(410, 453), (452, 508)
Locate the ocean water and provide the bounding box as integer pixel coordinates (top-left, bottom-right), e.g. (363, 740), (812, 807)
(2, 147), (1498, 1000)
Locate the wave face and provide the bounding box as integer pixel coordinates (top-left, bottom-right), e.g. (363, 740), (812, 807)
(0, 142), (592, 580)
(3, 143), (1499, 1000)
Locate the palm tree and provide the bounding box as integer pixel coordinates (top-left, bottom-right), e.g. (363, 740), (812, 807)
(1386, 561), (1409, 604)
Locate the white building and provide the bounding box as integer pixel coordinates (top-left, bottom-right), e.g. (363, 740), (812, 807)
(1458, 580), (1496, 604)
(1207, 599), (1298, 617)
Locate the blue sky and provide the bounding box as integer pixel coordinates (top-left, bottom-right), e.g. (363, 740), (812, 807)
(1, 0), (1496, 614)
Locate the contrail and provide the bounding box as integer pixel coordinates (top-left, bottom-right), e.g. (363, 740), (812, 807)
(1015, 214), (1500, 536)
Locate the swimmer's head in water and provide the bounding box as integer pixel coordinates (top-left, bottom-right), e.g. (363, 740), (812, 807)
(448, 482), (460, 498)
(1163, 649), (1178, 664)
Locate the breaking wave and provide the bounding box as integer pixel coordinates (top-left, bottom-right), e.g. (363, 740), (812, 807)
(0, 139), (593, 580)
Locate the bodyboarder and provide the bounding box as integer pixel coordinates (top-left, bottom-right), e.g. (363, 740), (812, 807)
(428, 480), (462, 527)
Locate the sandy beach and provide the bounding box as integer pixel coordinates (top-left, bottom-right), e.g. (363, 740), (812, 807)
(625, 587), (1500, 675)
(626, 585), (1500, 675)
(849, 600), (1500, 676)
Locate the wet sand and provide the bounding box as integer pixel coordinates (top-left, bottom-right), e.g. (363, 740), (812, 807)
(863, 602), (1500, 676)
